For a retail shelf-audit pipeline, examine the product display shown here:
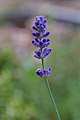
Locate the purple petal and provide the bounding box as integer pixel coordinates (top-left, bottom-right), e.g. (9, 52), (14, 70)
(43, 24), (46, 28)
(35, 22), (39, 26)
(43, 19), (47, 23)
(34, 53), (39, 59)
(35, 38), (40, 42)
(43, 48), (47, 54)
(44, 41), (50, 47)
(34, 48), (41, 59)
(41, 39), (50, 47)
(32, 32), (40, 37)
(32, 40), (39, 46)
(42, 32), (50, 37)
(32, 26), (38, 31)
(46, 67), (52, 75)
(39, 16), (44, 21)
(36, 68), (44, 77)
(32, 38), (40, 47)
(42, 38), (46, 42)
(43, 48), (51, 58)
(39, 41), (43, 46)
(40, 25), (45, 31)
(43, 69), (47, 74)
(39, 39), (46, 47)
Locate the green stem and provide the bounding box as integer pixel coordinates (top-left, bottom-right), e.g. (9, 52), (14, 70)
(42, 58), (44, 69)
(41, 58), (61, 120)
(44, 77), (61, 120)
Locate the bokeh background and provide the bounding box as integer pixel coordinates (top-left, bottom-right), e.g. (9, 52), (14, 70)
(0, 0), (80, 120)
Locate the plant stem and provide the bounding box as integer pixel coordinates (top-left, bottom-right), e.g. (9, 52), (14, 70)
(41, 58), (61, 120)
(42, 58), (44, 69)
(44, 77), (61, 120)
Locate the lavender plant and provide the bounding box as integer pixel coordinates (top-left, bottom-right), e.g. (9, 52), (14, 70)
(32, 16), (61, 120)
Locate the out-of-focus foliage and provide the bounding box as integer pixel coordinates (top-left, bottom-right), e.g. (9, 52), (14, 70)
(49, 37), (80, 120)
(0, 36), (80, 120)
(0, 49), (37, 120)
(0, 49), (52, 120)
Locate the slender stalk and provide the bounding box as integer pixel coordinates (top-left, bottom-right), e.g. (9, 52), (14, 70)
(44, 77), (61, 120)
(41, 59), (61, 120)
(42, 58), (44, 69)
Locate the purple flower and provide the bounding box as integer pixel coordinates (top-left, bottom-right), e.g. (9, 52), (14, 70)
(32, 26), (38, 31)
(32, 38), (40, 47)
(32, 38), (50, 47)
(42, 32), (50, 37)
(36, 68), (44, 77)
(34, 48), (51, 59)
(40, 39), (50, 47)
(45, 67), (52, 75)
(36, 67), (52, 77)
(42, 48), (51, 58)
(33, 16), (47, 32)
(32, 16), (52, 77)
(34, 48), (41, 59)
(32, 16), (50, 39)
(32, 32), (40, 37)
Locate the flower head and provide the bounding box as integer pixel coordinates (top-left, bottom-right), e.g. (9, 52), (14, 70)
(34, 48), (51, 59)
(32, 16), (48, 34)
(32, 16), (52, 77)
(34, 16), (47, 31)
(32, 38), (50, 48)
(36, 67), (52, 77)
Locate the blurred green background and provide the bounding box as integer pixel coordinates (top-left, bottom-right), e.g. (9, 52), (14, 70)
(0, 0), (80, 120)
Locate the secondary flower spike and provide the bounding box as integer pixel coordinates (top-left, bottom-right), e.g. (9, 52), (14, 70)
(32, 16), (52, 77)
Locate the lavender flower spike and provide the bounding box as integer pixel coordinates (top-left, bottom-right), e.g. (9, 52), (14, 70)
(32, 16), (61, 120)
(32, 15), (52, 76)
